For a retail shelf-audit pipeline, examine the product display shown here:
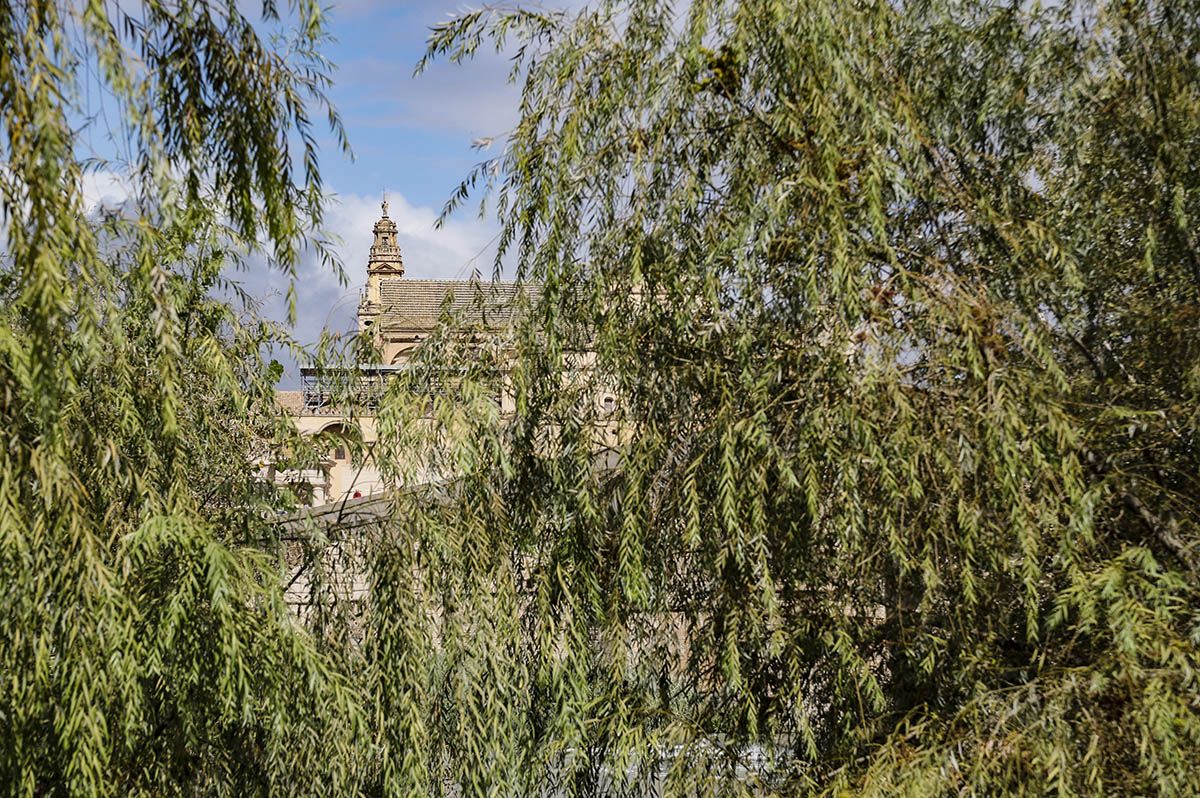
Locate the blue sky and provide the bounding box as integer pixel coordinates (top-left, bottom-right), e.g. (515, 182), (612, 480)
(274, 1), (531, 358)
(83, 1), (549, 382)
(318, 2), (524, 210)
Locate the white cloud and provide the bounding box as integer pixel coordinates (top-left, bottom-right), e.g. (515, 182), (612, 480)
(243, 187), (505, 384)
(80, 169), (135, 213)
(329, 189), (500, 288)
(73, 171), (502, 383)
(291, 188), (503, 338)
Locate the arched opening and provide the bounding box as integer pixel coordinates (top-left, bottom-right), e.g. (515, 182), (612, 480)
(309, 422), (383, 503)
(316, 422), (352, 462)
(389, 345), (416, 366)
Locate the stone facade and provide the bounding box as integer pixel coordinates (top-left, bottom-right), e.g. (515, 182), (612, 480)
(271, 201), (529, 506)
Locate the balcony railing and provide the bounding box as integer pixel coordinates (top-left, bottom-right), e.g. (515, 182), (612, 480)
(300, 366), (407, 415)
(299, 365), (500, 416)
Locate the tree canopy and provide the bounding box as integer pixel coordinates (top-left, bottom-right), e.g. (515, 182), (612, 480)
(1, 0), (1198, 796)
(397, 0), (1200, 794)
(0, 1), (363, 794)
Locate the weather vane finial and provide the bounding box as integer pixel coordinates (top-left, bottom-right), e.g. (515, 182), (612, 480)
(381, 194), (389, 218)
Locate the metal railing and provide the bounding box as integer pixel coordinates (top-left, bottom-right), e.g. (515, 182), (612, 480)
(300, 366), (408, 415)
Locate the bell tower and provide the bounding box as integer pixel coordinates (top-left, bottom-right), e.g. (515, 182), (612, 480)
(359, 199), (404, 331)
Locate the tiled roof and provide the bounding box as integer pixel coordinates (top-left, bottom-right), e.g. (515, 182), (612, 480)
(275, 390), (304, 415)
(378, 279), (536, 329)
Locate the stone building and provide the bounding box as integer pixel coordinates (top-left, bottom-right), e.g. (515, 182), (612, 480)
(271, 201), (530, 505)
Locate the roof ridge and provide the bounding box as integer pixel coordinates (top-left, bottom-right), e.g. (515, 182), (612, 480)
(382, 277), (520, 284)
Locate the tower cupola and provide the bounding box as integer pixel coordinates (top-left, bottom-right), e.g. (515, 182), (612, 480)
(368, 199), (403, 277)
(359, 199), (404, 331)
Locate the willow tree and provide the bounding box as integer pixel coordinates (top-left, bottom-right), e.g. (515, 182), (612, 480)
(0, 2), (364, 794)
(362, 0), (1200, 795)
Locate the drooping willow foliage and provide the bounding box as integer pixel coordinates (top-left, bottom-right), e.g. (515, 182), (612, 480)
(0, 1), (366, 794)
(4, 0), (1200, 795)
(361, 0), (1200, 795)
